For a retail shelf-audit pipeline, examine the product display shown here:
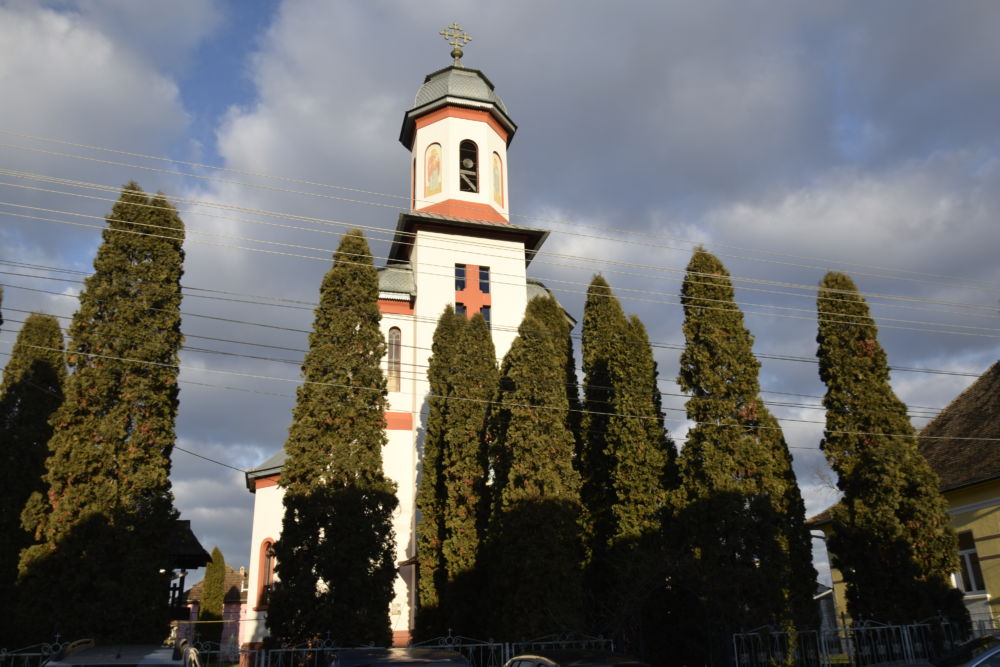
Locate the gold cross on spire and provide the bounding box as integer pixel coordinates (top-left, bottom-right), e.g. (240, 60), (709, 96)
(440, 22), (471, 67)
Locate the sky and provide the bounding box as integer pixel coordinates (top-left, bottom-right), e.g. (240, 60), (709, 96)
(1, 0), (999, 590)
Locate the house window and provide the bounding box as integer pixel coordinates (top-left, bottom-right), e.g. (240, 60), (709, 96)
(480, 305), (491, 329)
(479, 266), (490, 294)
(256, 539), (276, 609)
(956, 531), (986, 593)
(456, 303), (467, 317)
(387, 327), (401, 392)
(455, 264), (466, 290)
(459, 140), (478, 192)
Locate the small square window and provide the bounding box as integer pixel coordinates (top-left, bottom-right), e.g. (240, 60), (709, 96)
(456, 303), (467, 317)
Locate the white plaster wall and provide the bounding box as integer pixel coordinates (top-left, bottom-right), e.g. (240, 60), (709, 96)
(241, 483), (285, 646)
(413, 114), (509, 219)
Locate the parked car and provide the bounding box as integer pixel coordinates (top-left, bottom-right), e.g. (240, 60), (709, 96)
(502, 650), (649, 667)
(44, 639), (200, 667)
(329, 648), (471, 667)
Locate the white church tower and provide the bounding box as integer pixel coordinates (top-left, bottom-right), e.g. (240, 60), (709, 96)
(241, 24), (555, 648)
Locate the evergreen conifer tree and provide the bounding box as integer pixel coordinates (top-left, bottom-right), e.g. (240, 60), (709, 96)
(0, 313), (65, 646)
(816, 272), (966, 626)
(415, 308), (498, 639)
(18, 183), (185, 643)
(579, 277), (676, 646)
(486, 296), (584, 638)
(267, 229), (398, 646)
(671, 248), (815, 662)
(199, 547), (226, 643)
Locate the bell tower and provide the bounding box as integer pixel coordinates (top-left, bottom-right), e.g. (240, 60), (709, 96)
(399, 23), (516, 223)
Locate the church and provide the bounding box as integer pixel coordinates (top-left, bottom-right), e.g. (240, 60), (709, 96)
(240, 27), (561, 648)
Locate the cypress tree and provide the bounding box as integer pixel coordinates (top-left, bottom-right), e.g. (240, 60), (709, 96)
(671, 248), (815, 662)
(816, 272), (966, 626)
(579, 277), (676, 646)
(415, 308), (497, 639)
(0, 313), (65, 646)
(267, 229), (398, 646)
(199, 547), (226, 643)
(486, 296), (584, 638)
(18, 183), (185, 643)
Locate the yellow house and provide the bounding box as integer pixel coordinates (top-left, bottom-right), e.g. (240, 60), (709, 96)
(810, 360), (1000, 632)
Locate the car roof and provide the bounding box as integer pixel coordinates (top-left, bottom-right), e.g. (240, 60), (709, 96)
(504, 651), (649, 667)
(45, 645), (193, 667)
(331, 648), (470, 667)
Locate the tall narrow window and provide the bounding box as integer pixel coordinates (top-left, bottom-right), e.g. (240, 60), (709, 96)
(956, 531), (986, 593)
(492, 153), (503, 206)
(480, 305), (491, 329)
(455, 264), (466, 290)
(387, 327), (401, 392)
(425, 144), (442, 196)
(479, 266), (490, 294)
(257, 539), (276, 609)
(459, 140), (478, 192)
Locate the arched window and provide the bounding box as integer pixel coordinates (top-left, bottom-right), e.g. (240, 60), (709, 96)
(425, 144), (442, 196)
(387, 327), (401, 391)
(492, 152), (503, 206)
(255, 539), (276, 610)
(459, 140), (478, 193)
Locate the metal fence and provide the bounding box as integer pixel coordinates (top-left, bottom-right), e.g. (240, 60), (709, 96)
(734, 620), (967, 667)
(0, 643), (68, 667)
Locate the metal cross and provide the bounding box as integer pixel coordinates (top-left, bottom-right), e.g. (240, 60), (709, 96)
(440, 22), (471, 66)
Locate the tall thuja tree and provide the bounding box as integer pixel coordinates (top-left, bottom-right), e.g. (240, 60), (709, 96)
(579, 276), (676, 645)
(0, 313), (65, 646)
(416, 308), (497, 639)
(267, 229), (398, 646)
(486, 296), (584, 638)
(527, 288), (582, 443)
(19, 183), (184, 643)
(817, 272), (965, 626)
(415, 307), (462, 639)
(199, 547), (226, 643)
(671, 248), (814, 661)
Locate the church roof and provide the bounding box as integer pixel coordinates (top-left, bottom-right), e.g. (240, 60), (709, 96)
(917, 360), (1000, 492)
(400, 65), (516, 148)
(378, 262), (415, 297)
(387, 211), (548, 266)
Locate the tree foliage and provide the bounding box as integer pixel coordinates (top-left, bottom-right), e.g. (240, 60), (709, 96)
(0, 313), (65, 646)
(18, 183), (185, 642)
(415, 308), (497, 639)
(579, 276), (676, 647)
(817, 272), (966, 626)
(267, 229), (398, 646)
(485, 296), (584, 638)
(670, 248), (815, 662)
(199, 547), (226, 643)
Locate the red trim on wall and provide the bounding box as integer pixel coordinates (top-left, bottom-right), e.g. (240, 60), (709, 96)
(455, 264), (492, 317)
(391, 630), (412, 647)
(414, 106), (510, 143)
(254, 474), (280, 490)
(417, 199), (507, 223)
(379, 299), (414, 315)
(385, 411), (413, 430)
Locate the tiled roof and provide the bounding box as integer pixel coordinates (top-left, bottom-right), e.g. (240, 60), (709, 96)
(378, 263), (415, 297)
(917, 360), (1000, 491)
(186, 565), (249, 604)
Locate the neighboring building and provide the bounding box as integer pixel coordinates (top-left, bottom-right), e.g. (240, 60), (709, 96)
(179, 565), (250, 647)
(810, 361), (1000, 632)
(241, 32), (566, 648)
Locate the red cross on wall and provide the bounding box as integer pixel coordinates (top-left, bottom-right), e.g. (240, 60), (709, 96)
(455, 264), (491, 317)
